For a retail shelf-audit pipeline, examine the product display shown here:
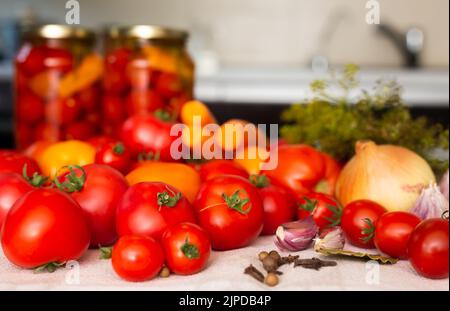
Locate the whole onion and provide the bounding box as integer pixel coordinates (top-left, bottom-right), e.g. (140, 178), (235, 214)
(336, 141), (436, 212)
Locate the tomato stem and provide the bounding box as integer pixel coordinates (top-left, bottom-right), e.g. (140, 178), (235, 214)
(54, 165), (87, 193)
(361, 218), (376, 244)
(22, 164), (48, 188)
(137, 151), (161, 162)
(34, 262), (65, 273)
(154, 109), (174, 122)
(222, 190), (252, 215)
(249, 175), (270, 188)
(157, 188), (182, 207)
(99, 246), (113, 260)
(113, 143), (126, 156)
(181, 238), (200, 260)
(298, 197), (318, 213)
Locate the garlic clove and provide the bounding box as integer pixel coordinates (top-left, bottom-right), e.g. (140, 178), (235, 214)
(314, 226), (345, 251)
(274, 217), (318, 252)
(410, 183), (449, 220)
(439, 171), (449, 201)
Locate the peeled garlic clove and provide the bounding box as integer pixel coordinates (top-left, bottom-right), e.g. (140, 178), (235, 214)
(314, 226), (345, 251)
(440, 171), (449, 201)
(274, 217), (318, 252)
(410, 183), (449, 220)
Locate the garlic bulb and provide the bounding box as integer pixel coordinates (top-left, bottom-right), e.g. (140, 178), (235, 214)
(336, 141), (436, 212)
(274, 217), (318, 252)
(439, 171), (449, 201)
(411, 183), (449, 220)
(314, 227), (345, 251)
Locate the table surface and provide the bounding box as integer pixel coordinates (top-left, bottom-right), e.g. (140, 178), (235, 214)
(0, 236), (448, 291)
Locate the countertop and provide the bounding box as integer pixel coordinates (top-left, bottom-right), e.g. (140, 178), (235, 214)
(0, 236), (448, 291)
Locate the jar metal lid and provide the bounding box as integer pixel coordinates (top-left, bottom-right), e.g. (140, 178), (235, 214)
(108, 25), (189, 42)
(23, 24), (95, 42)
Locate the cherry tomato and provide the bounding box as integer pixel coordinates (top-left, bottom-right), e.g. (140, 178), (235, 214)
(88, 136), (117, 150)
(45, 97), (81, 125)
(112, 235), (164, 282)
(116, 182), (196, 241)
(57, 164), (128, 247)
(102, 95), (125, 123)
(1, 188), (90, 269)
(65, 121), (96, 141)
(162, 223), (211, 275)
(95, 142), (132, 174)
(374, 212), (421, 259)
(17, 92), (45, 124)
(155, 72), (182, 98)
(0, 173), (34, 229)
(408, 219), (449, 279)
(125, 90), (165, 116)
(297, 192), (343, 230)
(199, 160), (249, 182)
(194, 175), (264, 250)
(24, 140), (53, 164)
(121, 114), (180, 161)
(263, 145), (340, 196)
(77, 85), (100, 112)
(44, 47), (74, 73)
(126, 57), (152, 90)
(15, 44), (46, 75)
(0, 150), (41, 177)
(249, 175), (297, 235)
(103, 48), (132, 94)
(341, 200), (387, 248)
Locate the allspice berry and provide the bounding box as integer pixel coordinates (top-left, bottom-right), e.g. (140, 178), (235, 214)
(258, 251), (269, 261)
(265, 273), (279, 287)
(262, 256), (279, 272)
(269, 250), (281, 264)
(160, 266), (171, 278)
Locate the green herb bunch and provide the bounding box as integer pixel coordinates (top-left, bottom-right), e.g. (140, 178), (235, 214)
(281, 64), (449, 176)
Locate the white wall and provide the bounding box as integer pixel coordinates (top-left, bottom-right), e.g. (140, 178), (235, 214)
(1, 0), (448, 67)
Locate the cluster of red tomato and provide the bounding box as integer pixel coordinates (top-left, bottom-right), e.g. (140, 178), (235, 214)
(102, 47), (192, 138)
(15, 44), (103, 149)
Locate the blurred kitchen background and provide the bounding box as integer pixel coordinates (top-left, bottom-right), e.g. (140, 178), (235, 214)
(0, 0), (449, 148)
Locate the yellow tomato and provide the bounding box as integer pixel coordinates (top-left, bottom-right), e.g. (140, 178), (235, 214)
(126, 162), (201, 203)
(39, 140), (96, 178)
(234, 145), (271, 175)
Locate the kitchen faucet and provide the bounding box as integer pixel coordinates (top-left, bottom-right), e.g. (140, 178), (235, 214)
(377, 24), (424, 69)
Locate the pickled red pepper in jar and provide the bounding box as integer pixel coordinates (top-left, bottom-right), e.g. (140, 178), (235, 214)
(102, 25), (194, 137)
(15, 25), (103, 150)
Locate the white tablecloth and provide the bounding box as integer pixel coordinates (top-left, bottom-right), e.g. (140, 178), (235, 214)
(0, 237), (448, 291)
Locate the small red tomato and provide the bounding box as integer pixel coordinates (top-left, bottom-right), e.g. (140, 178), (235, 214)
(374, 212), (421, 259)
(194, 175), (264, 250)
(199, 160), (249, 182)
(121, 114), (180, 161)
(341, 200), (387, 249)
(1, 188), (91, 269)
(126, 58), (152, 90)
(297, 192), (342, 230)
(162, 223), (211, 275)
(15, 44), (46, 75)
(112, 235), (165, 282)
(17, 92), (45, 124)
(125, 90), (165, 116)
(0, 173), (34, 229)
(116, 182), (196, 241)
(44, 47), (74, 73)
(408, 219), (449, 279)
(88, 136), (117, 150)
(77, 85), (100, 112)
(46, 97), (81, 125)
(155, 73), (182, 98)
(65, 121), (96, 141)
(102, 95), (125, 123)
(104, 48), (132, 94)
(0, 150), (41, 177)
(250, 175), (297, 235)
(56, 164), (128, 247)
(95, 142), (132, 174)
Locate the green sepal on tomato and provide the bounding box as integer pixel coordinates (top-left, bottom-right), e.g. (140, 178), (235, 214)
(297, 192), (343, 230)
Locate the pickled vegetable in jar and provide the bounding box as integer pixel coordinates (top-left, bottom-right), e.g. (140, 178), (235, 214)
(15, 24), (103, 150)
(102, 25), (194, 137)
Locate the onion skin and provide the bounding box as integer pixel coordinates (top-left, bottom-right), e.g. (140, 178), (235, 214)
(336, 141), (436, 212)
(440, 171), (449, 201)
(274, 217), (318, 252)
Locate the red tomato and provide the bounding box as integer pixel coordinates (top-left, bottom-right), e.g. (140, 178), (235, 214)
(65, 121), (96, 141)
(57, 164), (128, 247)
(155, 73), (182, 98)
(194, 175), (264, 250)
(103, 48), (132, 94)
(126, 57), (152, 90)
(0, 173), (34, 229)
(77, 85), (100, 112)
(121, 114), (180, 161)
(0, 150), (41, 177)
(17, 92), (45, 124)
(112, 235), (164, 282)
(88, 136), (117, 150)
(162, 223), (211, 275)
(125, 90), (165, 116)
(102, 95), (125, 123)
(1, 188), (90, 269)
(46, 97), (81, 125)
(374, 212), (421, 259)
(408, 219), (449, 279)
(15, 44), (46, 75)
(263, 145), (340, 197)
(95, 142), (132, 174)
(341, 200), (387, 248)
(199, 160), (249, 182)
(44, 47), (74, 73)
(250, 175), (297, 235)
(34, 123), (62, 142)
(116, 182), (196, 241)
(297, 192), (342, 230)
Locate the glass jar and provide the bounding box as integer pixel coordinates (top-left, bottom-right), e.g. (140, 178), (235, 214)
(102, 25), (194, 137)
(14, 24), (102, 150)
